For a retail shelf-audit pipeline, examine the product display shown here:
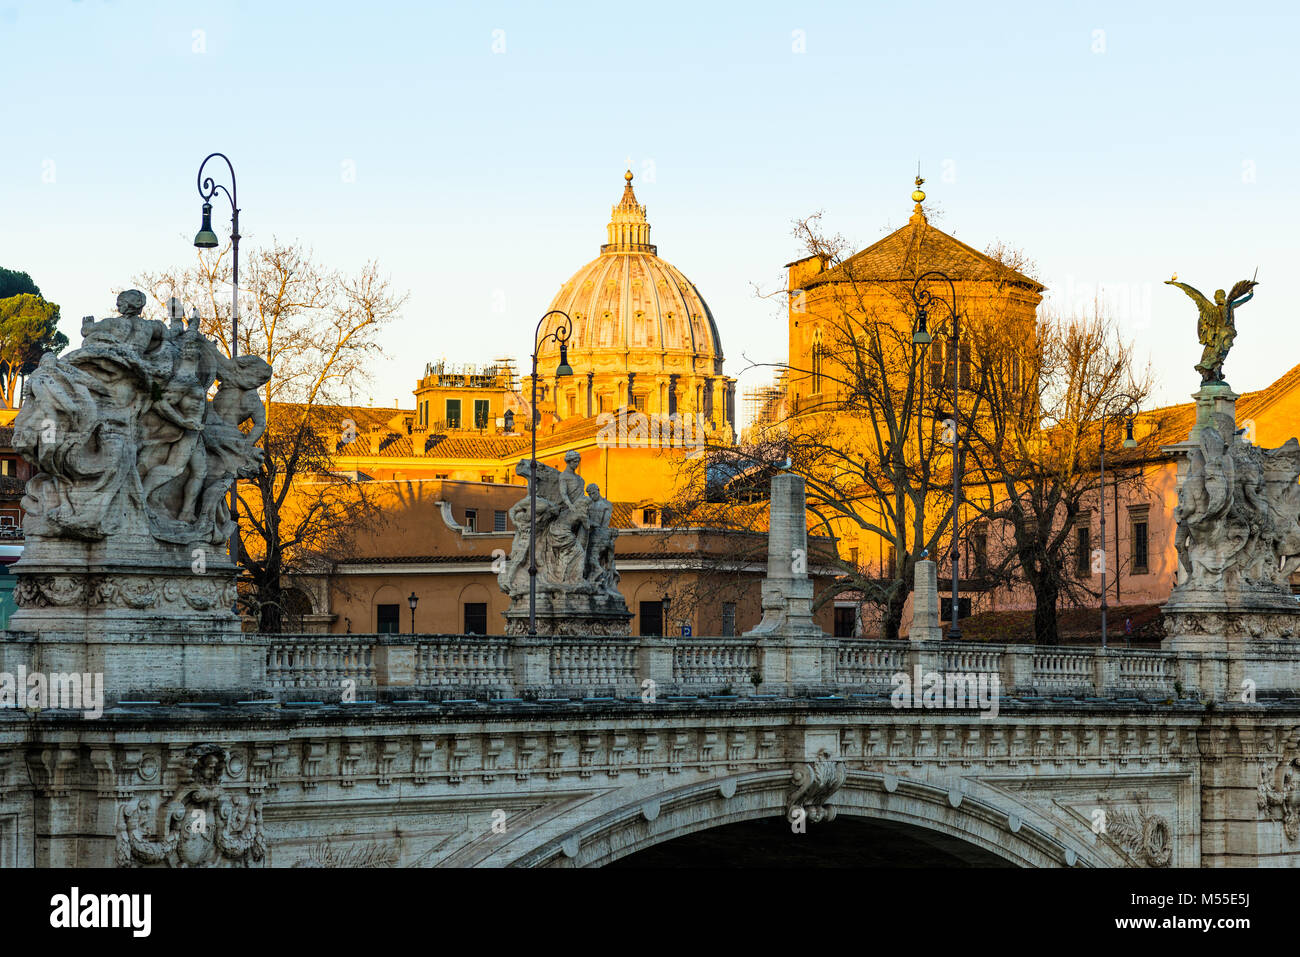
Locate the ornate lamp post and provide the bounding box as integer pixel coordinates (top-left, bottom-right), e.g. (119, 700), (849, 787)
(1098, 401), (1139, 649)
(527, 310), (575, 636)
(408, 591), (419, 635)
(193, 153), (241, 563)
(911, 269), (963, 639)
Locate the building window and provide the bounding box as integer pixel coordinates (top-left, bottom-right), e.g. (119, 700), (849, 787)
(810, 330), (823, 393)
(642, 508), (658, 526)
(930, 342), (944, 391)
(465, 508), (477, 532)
(932, 339), (972, 391)
(849, 547), (859, 568)
(376, 604), (400, 634)
(598, 394), (608, 414)
(721, 602), (736, 637)
(833, 605), (857, 637)
(464, 602), (488, 635)
(639, 601), (664, 637)
(1075, 518), (1091, 577)
(445, 399), (461, 429)
(1130, 506), (1150, 574)
(0, 459), (14, 477)
(494, 510), (507, 532)
(473, 399), (490, 429)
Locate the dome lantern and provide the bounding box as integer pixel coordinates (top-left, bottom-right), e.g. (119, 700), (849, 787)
(602, 170), (656, 254)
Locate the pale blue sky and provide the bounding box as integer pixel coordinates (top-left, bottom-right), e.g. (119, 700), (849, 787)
(2, 0), (1298, 416)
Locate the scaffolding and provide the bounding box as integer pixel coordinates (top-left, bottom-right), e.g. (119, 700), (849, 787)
(420, 357), (517, 391)
(743, 380), (785, 429)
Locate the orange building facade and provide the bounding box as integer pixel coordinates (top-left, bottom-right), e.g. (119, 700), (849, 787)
(284, 478), (838, 638)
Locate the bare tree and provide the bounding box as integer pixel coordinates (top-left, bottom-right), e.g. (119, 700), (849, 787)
(134, 239), (407, 631)
(661, 213), (983, 640)
(961, 298), (1153, 643)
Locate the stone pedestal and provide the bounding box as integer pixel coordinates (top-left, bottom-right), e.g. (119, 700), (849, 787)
(1188, 382), (1239, 444)
(502, 592), (632, 636)
(9, 542), (239, 636)
(745, 473), (825, 638)
(1161, 384), (1300, 655)
(5, 534), (257, 700)
(909, 559), (943, 641)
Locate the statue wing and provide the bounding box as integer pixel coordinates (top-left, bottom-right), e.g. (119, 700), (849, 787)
(1166, 280), (1218, 342)
(1228, 278), (1258, 302)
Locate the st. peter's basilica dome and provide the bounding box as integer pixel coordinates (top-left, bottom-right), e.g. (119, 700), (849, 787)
(534, 172), (734, 432)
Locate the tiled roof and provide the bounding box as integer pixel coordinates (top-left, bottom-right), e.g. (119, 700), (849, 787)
(802, 211), (1042, 291)
(375, 433), (532, 460)
(299, 401), (657, 462)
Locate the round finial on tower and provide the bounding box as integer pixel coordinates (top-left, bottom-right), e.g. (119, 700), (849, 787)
(625, 169), (634, 183)
(912, 173), (926, 204)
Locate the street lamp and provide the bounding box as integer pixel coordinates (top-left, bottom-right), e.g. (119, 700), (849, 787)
(194, 152), (242, 565)
(527, 310), (575, 637)
(911, 270), (963, 640)
(1098, 399), (1140, 649)
(408, 591), (419, 635)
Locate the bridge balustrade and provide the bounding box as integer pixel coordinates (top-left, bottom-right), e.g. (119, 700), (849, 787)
(263, 633), (1191, 702)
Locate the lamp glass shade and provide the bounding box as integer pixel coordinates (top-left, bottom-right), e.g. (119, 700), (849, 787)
(407, 592), (419, 610)
(913, 310), (932, 345)
(194, 202), (219, 248)
(555, 342), (574, 377)
(1123, 421), (1137, 449)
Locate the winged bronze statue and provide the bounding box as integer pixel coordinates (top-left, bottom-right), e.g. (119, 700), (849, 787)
(1165, 273), (1258, 385)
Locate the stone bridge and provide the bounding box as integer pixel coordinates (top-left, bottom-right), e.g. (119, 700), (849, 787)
(3, 288), (1297, 868)
(3, 631), (1300, 868)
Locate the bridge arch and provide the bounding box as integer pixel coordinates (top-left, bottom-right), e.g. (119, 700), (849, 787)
(507, 770), (1130, 868)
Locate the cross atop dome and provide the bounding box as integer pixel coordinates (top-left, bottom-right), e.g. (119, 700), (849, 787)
(603, 169), (656, 254)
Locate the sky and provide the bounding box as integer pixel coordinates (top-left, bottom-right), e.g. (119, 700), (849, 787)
(2, 0), (1298, 420)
